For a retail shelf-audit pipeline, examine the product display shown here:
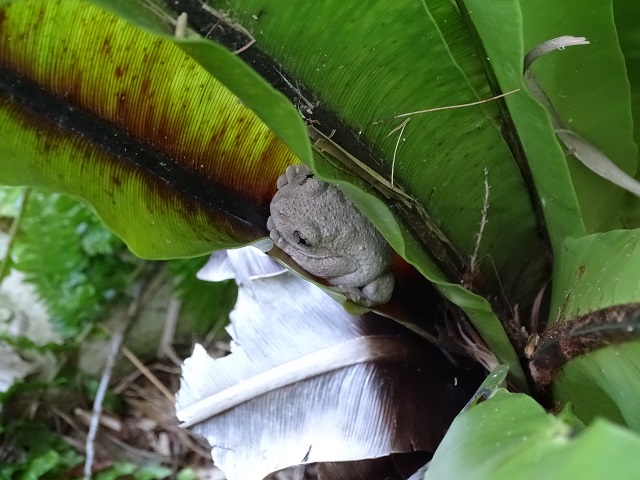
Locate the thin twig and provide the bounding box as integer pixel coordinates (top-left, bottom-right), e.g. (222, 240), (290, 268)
(486, 256), (514, 318)
(157, 297), (183, 367)
(275, 68), (317, 115)
(0, 188), (31, 284)
(386, 118), (410, 188)
(85, 287), (144, 480)
(529, 283), (547, 337)
(394, 89), (519, 119)
(121, 344), (175, 403)
(233, 38), (256, 54)
(84, 320), (128, 480)
(469, 168), (490, 275)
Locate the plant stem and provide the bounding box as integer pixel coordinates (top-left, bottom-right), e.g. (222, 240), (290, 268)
(0, 187), (31, 284)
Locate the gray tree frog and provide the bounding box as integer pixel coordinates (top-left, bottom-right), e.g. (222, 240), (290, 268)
(267, 164), (394, 306)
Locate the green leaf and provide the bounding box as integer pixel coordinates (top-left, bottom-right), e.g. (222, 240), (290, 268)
(461, 0), (585, 248)
(550, 230), (640, 317)
(168, 257), (236, 337)
(613, 0), (640, 155)
(175, 469), (198, 480)
(18, 450), (60, 480)
(132, 464), (172, 480)
(90, 0), (312, 163)
(465, 364), (509, 401)
(0, 0), (300, 258)
(94, 462), (137, 480)
(542, 229), (640, 430)
(519, 0), (638, 231)
(425, 388), (640, 480)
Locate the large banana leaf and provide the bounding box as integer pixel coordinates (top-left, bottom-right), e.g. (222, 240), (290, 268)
(0, 0), (303, 258)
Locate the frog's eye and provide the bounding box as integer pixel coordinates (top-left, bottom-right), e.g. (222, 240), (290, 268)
(293, 230), (310, 246)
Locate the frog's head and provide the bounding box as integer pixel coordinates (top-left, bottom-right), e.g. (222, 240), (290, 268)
(268, 170), (335, 256)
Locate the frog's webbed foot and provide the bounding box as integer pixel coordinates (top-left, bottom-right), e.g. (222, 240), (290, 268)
(335, 286), (372, 307)
(276, 164), (311, 189)
(360, 271), (395, 306)
(333, 271), (395, 307)
(267, 216), (288, 251)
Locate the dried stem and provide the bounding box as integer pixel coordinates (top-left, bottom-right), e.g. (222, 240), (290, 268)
(469, 168), (490, 276)
(386, 118), (410, 187)
(83, 320), (128, 480)
(394, 89), (519, 119)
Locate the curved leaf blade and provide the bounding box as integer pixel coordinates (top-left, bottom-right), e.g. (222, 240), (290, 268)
(545, 229), (640, 430)
(0, 0), (300, 257)
(317, 163), (527, 389)
(460, 0), (586, 249)
(166, 0), (572, 388)
(426, 389), (640, 480)
(519, 0), (638, 231)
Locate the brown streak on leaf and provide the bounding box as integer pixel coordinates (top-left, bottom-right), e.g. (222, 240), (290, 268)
(1, 90), (263, 246)
(530, 303), (640, 386)
(0, 0), (296, 210)
(102, 37), (112, 55)
(577, 265), (586, 280)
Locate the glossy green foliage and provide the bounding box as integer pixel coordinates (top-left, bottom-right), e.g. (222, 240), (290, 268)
(168, 257), (236, 337)
(0, 0), (300, 258)
(426, 386), (640, 480)
(549, 230), (640, 430)
(519, 0), (637, 232)
(206, 0), (550, 312)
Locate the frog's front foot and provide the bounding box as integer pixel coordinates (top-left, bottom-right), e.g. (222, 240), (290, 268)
(336, 286), (372, 306)
(267, 217), (287, 250)
(361, 271), (395, 305)
(334, 271), (394, 307)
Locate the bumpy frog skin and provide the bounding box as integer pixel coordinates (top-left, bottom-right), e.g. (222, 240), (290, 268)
(267, 164), (394, 306)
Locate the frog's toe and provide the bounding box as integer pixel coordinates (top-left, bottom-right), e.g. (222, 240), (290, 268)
(269, 228), (281, 244)
(276, 173), (289, 189)
(286, 164), (310, 184)
(339, 286), (367, 304)
(272, 233), (289, 251)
